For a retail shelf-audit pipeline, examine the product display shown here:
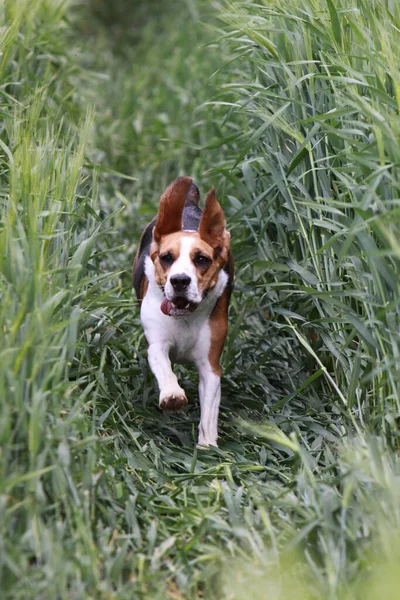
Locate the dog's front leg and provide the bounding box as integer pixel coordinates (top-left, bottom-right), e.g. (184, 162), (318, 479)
(147, 343), (188, 411)
(196, 361), (221, 448)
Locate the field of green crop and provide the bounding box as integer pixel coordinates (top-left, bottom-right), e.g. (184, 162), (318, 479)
(1, 0), (400, 597)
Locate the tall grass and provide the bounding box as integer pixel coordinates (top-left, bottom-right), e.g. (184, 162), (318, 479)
(0, 1), (109, 596)
(1, 0), (400, 598)
(216, 0), (400, 439)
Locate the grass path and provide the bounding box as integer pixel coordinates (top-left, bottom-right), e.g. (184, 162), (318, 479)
(1, 1), (400, 598)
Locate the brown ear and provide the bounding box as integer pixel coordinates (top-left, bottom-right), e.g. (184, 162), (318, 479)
(199, 187), (226, 249)
(153, 177), (193, 243)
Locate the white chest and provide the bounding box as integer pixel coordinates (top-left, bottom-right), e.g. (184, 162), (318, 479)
(141, 285), (212, 364)
(140, 256), (227, 365)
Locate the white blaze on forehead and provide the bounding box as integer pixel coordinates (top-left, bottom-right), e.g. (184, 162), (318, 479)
(169, 235), (196, 277)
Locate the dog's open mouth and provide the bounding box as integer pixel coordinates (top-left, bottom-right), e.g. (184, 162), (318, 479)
(160, 296), (199, 317)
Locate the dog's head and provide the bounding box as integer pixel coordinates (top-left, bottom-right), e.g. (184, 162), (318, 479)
(150, 177), (230, 317)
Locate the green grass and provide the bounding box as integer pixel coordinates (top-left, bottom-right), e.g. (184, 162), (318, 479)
(1, 0), (400, 598)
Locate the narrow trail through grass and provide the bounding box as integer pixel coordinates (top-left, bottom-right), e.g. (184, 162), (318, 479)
(1, 0), (400, 598)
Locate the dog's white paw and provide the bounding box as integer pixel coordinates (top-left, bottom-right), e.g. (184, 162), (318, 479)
(196, 437), (218, 449)
(159, 386), (188, 412)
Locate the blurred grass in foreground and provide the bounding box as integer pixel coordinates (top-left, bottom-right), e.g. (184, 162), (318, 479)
(1, 0), (400, 598)
(220, 431), (400, 599)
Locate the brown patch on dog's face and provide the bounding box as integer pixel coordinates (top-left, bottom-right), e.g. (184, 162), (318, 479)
(150, 231), (186, 287)
(188, 237), (222, 294)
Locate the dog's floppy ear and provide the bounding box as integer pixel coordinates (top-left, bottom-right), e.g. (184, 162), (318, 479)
(153, 177), (193, 243)
(199, 187), (228, 251)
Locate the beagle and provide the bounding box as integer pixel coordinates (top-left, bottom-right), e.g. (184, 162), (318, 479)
(133, 177), (233, 447)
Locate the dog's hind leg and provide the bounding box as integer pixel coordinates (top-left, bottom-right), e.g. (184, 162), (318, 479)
(195, 289), (229, 448)
(196, 361), (221, 448)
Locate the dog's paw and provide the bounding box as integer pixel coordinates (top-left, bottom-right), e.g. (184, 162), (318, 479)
(196, 438), (218, 449)
(159, 389), (188, 412)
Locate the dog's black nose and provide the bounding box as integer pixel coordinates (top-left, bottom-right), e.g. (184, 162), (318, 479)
(170, 274), (191, 292)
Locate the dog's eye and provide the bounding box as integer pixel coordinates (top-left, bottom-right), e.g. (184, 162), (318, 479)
(194, 253), (211, 268)
(160, 252), (174, 266)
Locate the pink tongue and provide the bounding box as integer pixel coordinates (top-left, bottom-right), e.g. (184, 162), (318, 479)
(161, 298), (174, 315)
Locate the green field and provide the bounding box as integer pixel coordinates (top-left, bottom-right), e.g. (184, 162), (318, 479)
(1, 0), (400, 597)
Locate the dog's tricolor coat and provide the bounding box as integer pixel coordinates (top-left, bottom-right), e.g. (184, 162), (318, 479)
(133, 177), (233, 447)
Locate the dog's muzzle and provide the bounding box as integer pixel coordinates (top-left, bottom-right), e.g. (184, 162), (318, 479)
(160, 296), (199, 317)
